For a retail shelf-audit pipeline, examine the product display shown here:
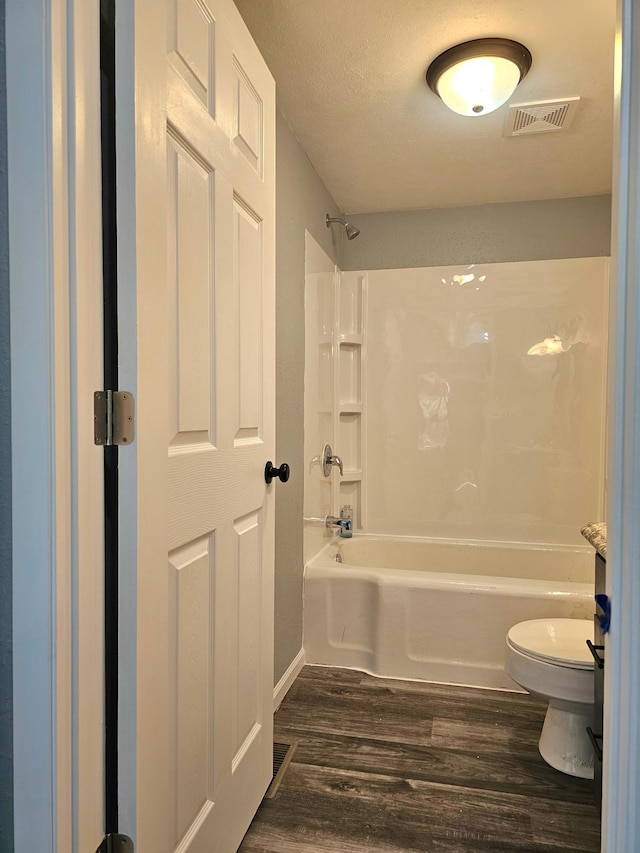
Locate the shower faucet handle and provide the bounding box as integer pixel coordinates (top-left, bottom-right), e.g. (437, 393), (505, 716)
(330, 454), (344, 476)
(321, 444), (343, 477)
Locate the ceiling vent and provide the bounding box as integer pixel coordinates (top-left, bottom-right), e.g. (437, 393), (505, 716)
(503, 97), (580, 137)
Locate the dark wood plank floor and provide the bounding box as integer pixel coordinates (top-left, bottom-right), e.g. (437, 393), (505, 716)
(239, 666), (600, 853)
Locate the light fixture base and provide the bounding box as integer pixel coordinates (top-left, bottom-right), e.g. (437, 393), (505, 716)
(426, 38), (532, 117)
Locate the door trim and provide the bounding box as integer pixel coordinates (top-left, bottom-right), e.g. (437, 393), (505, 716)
(603, 2), (640, 850)
(7, 0), (104, 849)
(8, 0), (72, 846)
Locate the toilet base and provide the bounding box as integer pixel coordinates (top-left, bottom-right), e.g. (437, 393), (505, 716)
(538, 700), (595, 779)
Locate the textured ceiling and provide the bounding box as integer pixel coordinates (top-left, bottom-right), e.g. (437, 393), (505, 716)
(234, 0), (615, 214)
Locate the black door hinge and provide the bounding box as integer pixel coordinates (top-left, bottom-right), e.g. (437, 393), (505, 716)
(97, 834), (134, 853)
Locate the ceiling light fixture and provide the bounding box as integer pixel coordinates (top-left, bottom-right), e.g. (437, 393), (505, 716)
(426, 38), (532, 117)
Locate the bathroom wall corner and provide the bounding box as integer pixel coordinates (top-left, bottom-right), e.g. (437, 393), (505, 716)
(274, 109), (342, 685)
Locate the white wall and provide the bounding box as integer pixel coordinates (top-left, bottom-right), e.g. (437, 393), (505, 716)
(364, 257), (609, 547)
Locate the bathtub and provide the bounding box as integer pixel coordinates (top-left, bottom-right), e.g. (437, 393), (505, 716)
(303, 534), (595, 690)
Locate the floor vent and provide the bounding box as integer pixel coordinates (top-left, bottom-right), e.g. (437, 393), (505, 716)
(264, 741), (296, 799)
(504, 97), (580, 136)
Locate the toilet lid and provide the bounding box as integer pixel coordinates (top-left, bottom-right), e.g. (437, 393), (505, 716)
(507, 618), (594, 669)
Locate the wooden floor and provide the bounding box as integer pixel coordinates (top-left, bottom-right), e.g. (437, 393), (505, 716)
(239, 666), (600, 853)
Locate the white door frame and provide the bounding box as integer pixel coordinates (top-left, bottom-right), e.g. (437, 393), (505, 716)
(6, 0), (640, 851)
(7, 0), (104, 850)
(602, 2), (640, 850)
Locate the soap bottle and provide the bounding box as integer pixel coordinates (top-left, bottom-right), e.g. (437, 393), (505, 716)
(339, 505), (353, 538)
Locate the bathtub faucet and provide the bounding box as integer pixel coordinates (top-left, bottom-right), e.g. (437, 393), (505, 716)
(320, 444), (343, 477)
(325, 515), (352, 537)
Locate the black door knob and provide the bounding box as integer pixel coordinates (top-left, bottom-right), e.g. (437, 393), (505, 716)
(265, 461), (290, 484)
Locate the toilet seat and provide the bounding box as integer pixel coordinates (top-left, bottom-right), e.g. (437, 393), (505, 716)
(506, 618), (593, 670)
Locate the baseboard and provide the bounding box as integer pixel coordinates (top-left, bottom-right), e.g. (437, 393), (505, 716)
(273, 648), (305, 711)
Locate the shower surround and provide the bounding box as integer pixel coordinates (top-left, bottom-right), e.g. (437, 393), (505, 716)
(365, 257), (608, 546)
(303, 246), (608, 686)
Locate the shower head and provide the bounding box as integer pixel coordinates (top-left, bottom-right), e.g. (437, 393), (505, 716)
(326, 214), (361, 240)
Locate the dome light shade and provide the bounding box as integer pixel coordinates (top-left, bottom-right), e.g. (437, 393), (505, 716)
(426, 38), (532, 117)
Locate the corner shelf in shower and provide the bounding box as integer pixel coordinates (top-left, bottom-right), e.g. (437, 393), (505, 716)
(339, 478), (362, 530)
(338, 343), (362, 407)
(330, 270), (367, 530)
(339, 411), (362, 472)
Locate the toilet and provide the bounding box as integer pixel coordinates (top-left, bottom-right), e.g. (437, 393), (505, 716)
(505, 618), (595, 779)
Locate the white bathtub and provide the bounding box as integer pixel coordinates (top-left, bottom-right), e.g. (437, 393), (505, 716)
(303, 534), (595, 690)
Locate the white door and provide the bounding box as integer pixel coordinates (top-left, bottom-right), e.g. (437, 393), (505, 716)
(116, 0), (276, 850)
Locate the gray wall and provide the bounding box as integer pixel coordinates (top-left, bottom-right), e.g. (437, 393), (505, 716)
(274, 111), (342, 684)
(342, 195), (612, 270)
(0, 0), (12, 847)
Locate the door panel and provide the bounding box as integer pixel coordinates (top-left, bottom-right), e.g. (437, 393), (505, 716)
(167, 135), (214, 445)
(235, 202), (263, 439)
(233, 511), (262, 742)
(233, 63), (263, 173)
(168, 0), (214, 110)
(117, 0), (275, 849)
(168, 535), (213, 839)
